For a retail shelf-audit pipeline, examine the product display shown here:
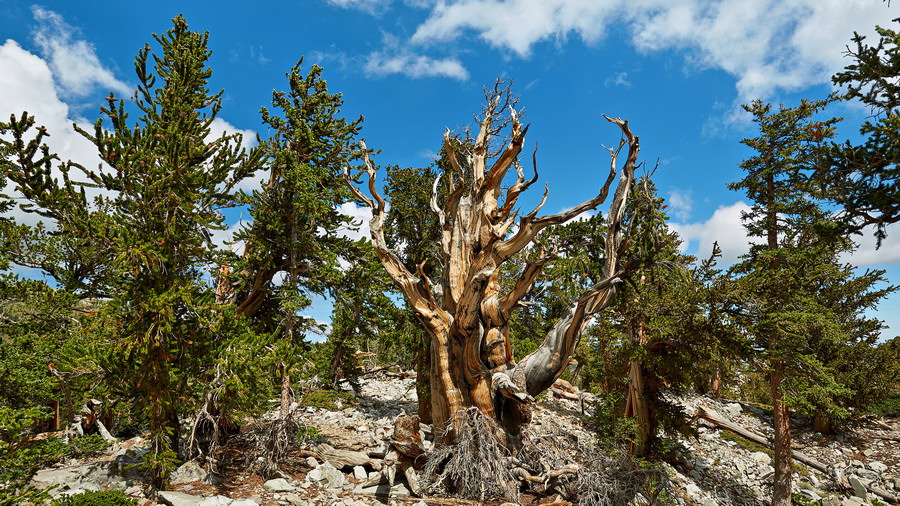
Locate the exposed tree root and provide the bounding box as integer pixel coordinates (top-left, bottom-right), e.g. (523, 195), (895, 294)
(249, 417), (304, 478)
(423, 407), (670, 505)
(423, 408), (519, 502)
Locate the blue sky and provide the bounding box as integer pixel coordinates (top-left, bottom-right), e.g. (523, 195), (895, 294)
(1, 0), (898, 338)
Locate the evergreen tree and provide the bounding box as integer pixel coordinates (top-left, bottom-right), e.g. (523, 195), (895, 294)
(3, 16), (264, 485)
(226, 59), (364, 420)
(583, 177), (742, 457)
(824, 20), (900, 244)
(730, 98), (848, 505)
(320, 241), (403, 390)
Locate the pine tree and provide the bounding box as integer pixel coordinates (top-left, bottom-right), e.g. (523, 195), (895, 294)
(225, 59), (364, 420)
(4, 16), (264, 485)
(581, 177), (742, 457)
(824, 20), (900, 244)
(729, 98), (844, 505)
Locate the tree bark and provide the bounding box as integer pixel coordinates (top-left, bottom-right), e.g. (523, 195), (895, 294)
(813, 407), (833, 434)
(279, 364), (292, 420)
(771, 362), (792, 506)
(415, 335), (433, 424)
(710, 366), (721, 399)
(625, 322), (657, 457)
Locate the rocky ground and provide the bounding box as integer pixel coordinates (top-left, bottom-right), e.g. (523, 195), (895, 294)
(30, 372), (900, 505)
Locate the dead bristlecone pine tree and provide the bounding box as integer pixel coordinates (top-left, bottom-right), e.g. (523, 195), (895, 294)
(347, 83), (639, 446)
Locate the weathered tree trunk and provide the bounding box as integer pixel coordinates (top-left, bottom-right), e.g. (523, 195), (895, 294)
(710, 366), (721, 399)
(279, 364), (292, 419)
(813, 407), (834, 434)
(626, 362), (650, 457)
(771, 362), (792, 506)
(53, 401), (61, 431)
(415, 336), (433, 424)
(348, 86), (639, 443)
(625, 322), (657, 457)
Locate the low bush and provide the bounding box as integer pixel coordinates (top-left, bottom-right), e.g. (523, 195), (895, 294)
(53, 490), (137, 506)
(299, 389), (355, 411)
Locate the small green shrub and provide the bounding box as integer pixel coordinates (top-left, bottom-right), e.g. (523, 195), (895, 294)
(791, 492), (817, 506)
(583, 393), (637, 452)
(299, 389), (355, 411)
(866, 394), (900, 416)
(295, 425), (321, 444)
(67, 434), (111, 458)
(53, 490), (137, 506)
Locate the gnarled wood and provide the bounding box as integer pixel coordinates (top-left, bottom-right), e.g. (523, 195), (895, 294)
(346, 84), (640, 442)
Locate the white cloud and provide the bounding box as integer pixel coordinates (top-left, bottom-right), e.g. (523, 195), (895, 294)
(563, 209), (593, 224)
(336, 201), (373, 241)
(206, 117), (258, 152)
(624, 0), (890, 104)
(208, 219), (249, 255)
(365, 47), (469, 80)
(604, 71), (630, 87)
(671, 201), (753, 266)
(325, 0), (396, 14)
(0, 39), (108, 225)
(670, 200), (900, 270)
(30, 6), (131, 98)
(206, 117), (270, 194)
(228, 44), (271, 65)
(667, 188), (692, 221)
(391, 0), (894, 103)
(844, 224), (900, 268)
(412, 0), (620, 56)
(325, 0), (436, 14)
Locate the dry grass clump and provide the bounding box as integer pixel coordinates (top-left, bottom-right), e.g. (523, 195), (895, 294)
(576, 452), (668, 506)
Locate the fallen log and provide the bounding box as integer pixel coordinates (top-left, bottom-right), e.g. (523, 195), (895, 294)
(696, 405), (828, 473)
(313, 443), (372, 468)
(695, 404), (899, 504)
(550, 387), (580, 401)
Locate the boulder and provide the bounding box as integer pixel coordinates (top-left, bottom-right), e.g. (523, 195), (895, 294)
(30, 468), (82, 493)
(314, 443), (371, 468)
(263, 478), (296, 493)
(319, 461), (346, 491)
(723, 403), (743, 417)
(283, 493), (308, 506)
(354, 481), (411, 497)
(31, 461), (132, 496)
(198, 497), (234, 506)
(751, 452), (772, 466)
(848, 475), (868, 500)
(868, 461), (888, 474)
(171, 460), (208, 485)
(685, 483), (703, 500)
(855, 468), (878, 480)
(158, 491), (205, 506)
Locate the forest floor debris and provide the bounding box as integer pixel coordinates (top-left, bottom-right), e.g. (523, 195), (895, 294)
(29, 371), (900, 505)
